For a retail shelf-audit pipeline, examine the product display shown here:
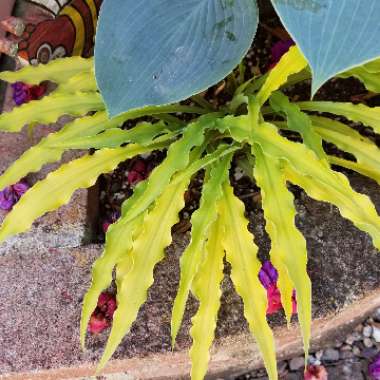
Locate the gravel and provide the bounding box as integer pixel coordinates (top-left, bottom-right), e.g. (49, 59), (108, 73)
(234, 307), (380, 379)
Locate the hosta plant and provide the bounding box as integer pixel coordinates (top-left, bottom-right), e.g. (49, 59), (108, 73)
(1, 45), (380, 380)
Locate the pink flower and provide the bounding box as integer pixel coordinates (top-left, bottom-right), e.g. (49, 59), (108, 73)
(127, 158), (150, 186)
(0, 181), (29, 211)
(259, 260), (298, 315)
(88, 292), (117, 334)
(88, 314), (109, 334)
(369, 352), (380, 380)
(102, 211), (120, 233)
(97, 292), (117, 319)
(304, 365), (328, 380)
(11, 81), (46, 106)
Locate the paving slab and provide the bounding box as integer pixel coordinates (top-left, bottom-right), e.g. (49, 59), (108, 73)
(0, 86), (94, 252)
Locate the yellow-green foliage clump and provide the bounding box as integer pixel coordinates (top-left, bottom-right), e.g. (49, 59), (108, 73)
(0, 47), (380, 380)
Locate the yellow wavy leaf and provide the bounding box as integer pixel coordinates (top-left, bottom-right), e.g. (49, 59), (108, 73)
(219, 182), (277, 380)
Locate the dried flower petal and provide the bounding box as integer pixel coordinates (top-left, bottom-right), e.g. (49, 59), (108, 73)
(269, 39), (295, 69)
(127, 158), (151, 186)
(0, 187), (16, 211)
(369, 353), (380, 380)
(11, 81), (46, 106)
(266, 284), (283, 314)
(259, 260), (298, 315)
(88, 314), (109, 334)
(304, 365), (328, 380)
(259, 260), (278, 289)
(88, 292), (117, 334)
(0, 181), (29, 211)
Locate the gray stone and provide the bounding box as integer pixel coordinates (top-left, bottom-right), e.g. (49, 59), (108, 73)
(372, 326), (380, 342)
(340, 350), (354, 360)
(363, 337), (374, 348)
(315, 350), (324, 360)
(321, 348), (340, 362)
(289, 357), (305, 371)
(362, 347), (379, 359)
(374, 308), (380, 323)
(363, 325), (373, 338)
(353, 346), (361, 356)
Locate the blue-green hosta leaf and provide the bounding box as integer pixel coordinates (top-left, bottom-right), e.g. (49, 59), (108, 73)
(271, 0), (380, 95)
(95, 0), (259, 116)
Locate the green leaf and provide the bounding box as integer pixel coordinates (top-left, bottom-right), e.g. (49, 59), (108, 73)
(271, 0), (380, 95)
(256, 46), (307, 106)
(0, 56), (93, 85)
(0, 143), (166, 243)
(53, 121), (179, 149)
(269, 92), (326, 161)
(56, 71), (97, 93)
(95, 0), (259, 116)
(118, 115), (217, 224)
(253, 145), (311, 359)
(0, 112), (127, 190)
(310, 115), (380, 185)
(219, 181), (277, 380)
(97, 178), (190, 371)
(171, 154), (232, 346)
(189, 216), (225, 380)
(170, 143), (240, 187)
(80, 212), (145, 349)
(0, 92), (104, 132)
(252, 122), (380, 250)
(297, 101), (380, 135)
(328, 156), (380, 186)
(340, 59), (380, 93)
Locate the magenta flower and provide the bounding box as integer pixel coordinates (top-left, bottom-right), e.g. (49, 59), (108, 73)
(11, 81), (46, 106)
(0, 181), (29, 211)
(304, 365), (328, 380)
(102, 210), (121, 233)
(369, 352), (380, 380)
(269, 39), (295, 69)
(259, 260), (297, 315)
(259, 260), (278, 289)
(127, 158), (151, 186)
(88, 292), (117, 335)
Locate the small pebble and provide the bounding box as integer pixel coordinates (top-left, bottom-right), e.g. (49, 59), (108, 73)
(322, 348), (340, 362)
(363, 325), (373, 337)
(362, 347), (379, 359)
(289, 356), (305, 371)
(352, 346), (361, 356)
(363, 337), (374, 348)
(315, 350), (324, 360)
(372, 326), (380, 342)
(345, 334), (355, 345)
(374, 307), (380, 322)
(340, 350), (354, 360)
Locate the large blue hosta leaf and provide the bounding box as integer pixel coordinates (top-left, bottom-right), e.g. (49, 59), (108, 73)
(271, 0), (380, 95)
(95, 0), (258, 117)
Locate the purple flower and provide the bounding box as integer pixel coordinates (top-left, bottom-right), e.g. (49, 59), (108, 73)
(369, 352), (380, 380)
(269, 39), (295, 69)
(259, 260), (278, 289)
(11, 81), (46, 106)
(0, 181), (29, 211)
